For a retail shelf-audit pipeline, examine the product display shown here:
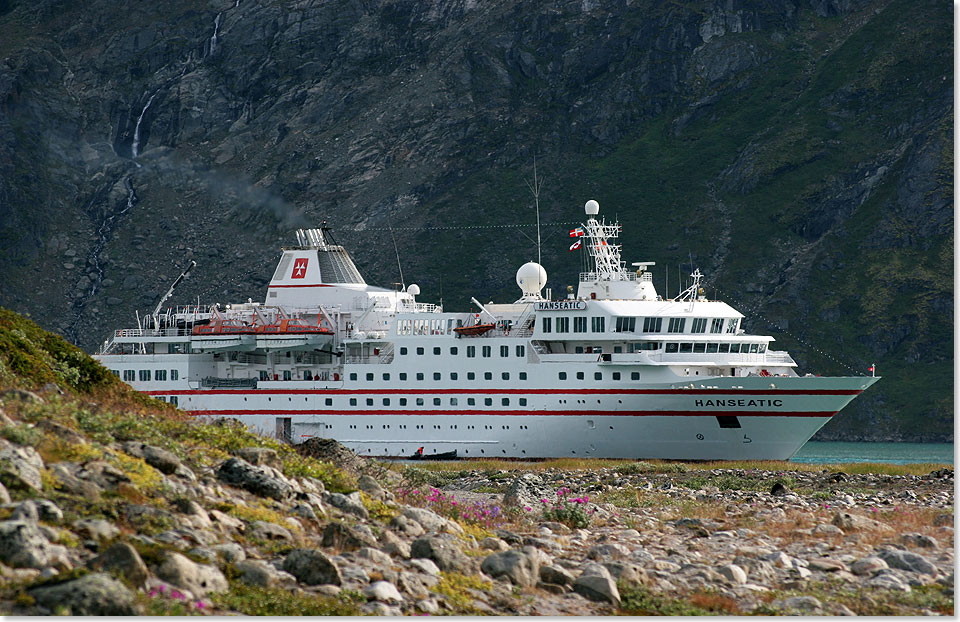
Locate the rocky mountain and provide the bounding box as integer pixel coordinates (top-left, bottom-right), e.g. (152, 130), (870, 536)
(0, 0), (952, 440)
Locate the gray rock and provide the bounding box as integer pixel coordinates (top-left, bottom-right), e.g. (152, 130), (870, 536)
(250, 520), (293, 541)
(29, 572), (139, 615)
(416, 598), (440, 613)
(717, 563), (747, 584)
(851, 556), (888, 576)
(234, 447), (282, 469)
(0, 438), (44, 491)
(813, 523), (844, 536)
(0, 389), (43, 404)
(401, 507), (448, 532)
(379, 530), (411, 558)
(211, 543), (246, 563)
(503, 473), (548, 508)
(587, 542), (630, 560)
(48, 464), (101, 499)
(357, 547), (393, 566)
(573, 563), (620, 606)
(282, 548), (342, 586)
(155, 552), (229, 596)
(0, 520), (68, 569)
(235, 559), (296, 588)
(808, 558), (848, 572)
(832, 511), (893, 533)
(90, 542), (149, 588)
(120, 441), (181, 474)
(867, 571), (911, 592)
(9, 500), (39, 522)
(783, 595), (823, 613)
(480, 536), (510, 552)
(291, 502), (318, 520)
(390, 514), (425, 537)
(327, 492), (369, 519)
(322, 521), (378, 550)
(540, 564), (575, 586)
(481, 546), (541, 587)
(358, 474), (387, 501)
(365, 580), (403, 604)
(410, 535), (470, 572)
(901, 532), (939, 548)
(877, 548), (939, 576)
(408, 558), (441, 576)
(217, 457), (293, 500)
(72, 519), (120, 541)
(0, 481), (9, 504)
(603, 562), (646, 587)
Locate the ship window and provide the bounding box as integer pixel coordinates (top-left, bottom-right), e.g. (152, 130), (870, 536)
(631, 371), (640, 380)
(502, 398), (509, 406)
(304, 371), (313, 380)
(349, 373), (358, 381)
(640, 317), (657, 333)
(639, 342), (660, 351)
(155, 369), (167, 381)
(750, 343), (760, 353)
(718, 343), (730, 353)
(614, 317), (636, 332)
(612, 372), (621, 380)
(542, 317), (552, 333)
(519, 372), (527, 380)
(400, 347), (408, 355)
(666, 343), (679, 353)
(693, 342), (706, 353)
(613, 346), (622, 353)
(383, 398), (390, 405)
(170, 396), (178, 406)
(594, 372), (602, 380)
(556, 317), (569, 333)
(450, 347), (458, 355)
(416, 347), (424, 355)
(576, 372), (584, 380)
(502, 372), (509, 380)
(575, 346), (584, 353)
(400, 372), (408, 380)
(679, 343), (693, 353)
(283, 370), (292, 380)
(433, 347), (441, 355)
(467, 398), (476, 405)
(400, 398), (407, 406)
(691, 318), (707, 333)
(434, 398), (441, 405)
(139, 370), (150, 381)
(467, 372), (476, 380)
(349, 398), (357, 406)
(450, 372), (458, 380)
(416, 398), (424, 406)
(706, 343), (719, 353)
(573, 316), (587, 333)
(366, 398), (374, 406)
(500, 345), (509, 357)
(433, 372), (441, 380)
(467, 346), (475, 358)
(591, 316), (605, 332)
(484, 398), (493, 406)
(516, 345), (524, 357)
(156, 396), (165, 403)
(730, 343), (740, 353)
(519, 398), (527, 406)
(758, 343), (766, 353)
(726, 318), (739, 333)
(482, 346), (491, 357)
(711, 318), (724, 333)
(451, 398), (458, 406)
(325, 398), (333, 405)
(383, 373), (390, 380)
(170, 370), (178, 381)
(416, 373), (424, 381)
(260, 371), (268, 381)
(558, 372), (567, 380)
(668, 318), (686, 333)
(366, 373), (374, 381)
(484, 372), (492, 380)
(109, 370), (119, 377)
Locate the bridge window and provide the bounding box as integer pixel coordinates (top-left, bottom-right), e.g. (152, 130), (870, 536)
(668, 318), (686, 333)
(693, 343), (706, 353)
(726, 318), (739, 333)
(718, 343), (730, 353)
(706, 343), (719, 353)
(542, 317), (552, 333)
(691, 318), (707, 333)
(730, 343), (741, 353)
(751, 343), (760, 353)
(711, 318), (724, 333)
(556, 317), (570, 333)
(573, 316), (587, 333)
(666, 343), (679, 353)
(591, 316), (605, 332)
(139, 370), (151, 381)
(614, 317), (636, 332)
(679, 343), (693, 353)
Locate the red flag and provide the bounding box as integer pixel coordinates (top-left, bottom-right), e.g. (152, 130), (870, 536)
(569, 240), (582, 251)
(569, 227), (584, 237)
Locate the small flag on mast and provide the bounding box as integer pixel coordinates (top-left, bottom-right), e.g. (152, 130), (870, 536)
(569, 227), (584, 238)
(569, 240), (582, 251)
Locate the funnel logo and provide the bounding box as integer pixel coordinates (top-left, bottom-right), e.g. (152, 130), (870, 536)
(291, 258), (309, 279)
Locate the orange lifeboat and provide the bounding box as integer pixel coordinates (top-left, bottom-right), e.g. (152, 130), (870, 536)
(453, 323), (496, 337)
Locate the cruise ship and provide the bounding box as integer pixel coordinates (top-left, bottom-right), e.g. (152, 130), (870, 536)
(94, 200), (878, 460)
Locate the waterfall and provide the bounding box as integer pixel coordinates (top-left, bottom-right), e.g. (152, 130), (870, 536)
(131, 91), (158, 158)
(209, 12), (222, 55)
(234, 0), (240, 7)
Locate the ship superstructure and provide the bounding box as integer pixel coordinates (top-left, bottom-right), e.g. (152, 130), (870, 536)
(95, 202), (878, 460)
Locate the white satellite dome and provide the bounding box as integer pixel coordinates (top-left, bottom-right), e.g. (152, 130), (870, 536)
(585, 199), (599, 215)
(516, 262), (547, 298)
(407, 284), (420, 296)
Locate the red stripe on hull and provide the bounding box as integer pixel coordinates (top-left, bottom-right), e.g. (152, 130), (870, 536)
(267, 284), (332, 288)
(146, 388), (862, 397)
(188, 409), (837, 418)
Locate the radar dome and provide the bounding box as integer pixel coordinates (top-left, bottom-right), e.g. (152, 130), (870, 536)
(407, 284), (420, 296)
(516, 262), (547, 297)
(585, 199), (599, 215)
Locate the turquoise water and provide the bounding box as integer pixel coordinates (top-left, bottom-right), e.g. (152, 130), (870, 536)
(791, 442), (954, 465)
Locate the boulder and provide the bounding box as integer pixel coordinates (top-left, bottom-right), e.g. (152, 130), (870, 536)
(717, 563), (747, 584)
(831, 511), (893, 533)
(540, 564), (575, 586)
(587, 542), (630, 560)
(282, 548), (342, 586)
(602, 562), (646, 587)
(72, 519), (120, 541)
(901, 533), (939, 549)
(357, 547), (393, 566)
(782, 595), (823, 613)
(29, 573), (139, 615)
(0, 439), (44, 491)
(234, 447), (282, 469)
(0, 520), (68, 569)
(401, 507), (450, 532)
(390, 514), (424, 537)
(0, 481), (9, 504)
(250, 520), (294, 541)
(379, 530), (412, 558)
(155, 552), (229, 596)
(48, 464), (101, 500)
(217, 458), (293, 500)
(358, 474), (387, 501)
(503, 473), (548, 508)
(410, 535), (470, 573)
(481, 546), (541, 587)
(573, 563), (620, 606)
(365, 580), (403, 604)
(851, 556), (888, 576)
(120, 442), (181, 475)
(90, 542), (149, 587)
(877, 548), (939, 576)
(322, 521), (378, 550)
(867, 571), (911, 592)
(408, 558), (441, 576)
(211, 543), (246, 563)
(327, 492), (369, 519)
(479, 537), (510, 552)
(234, 559), (297, 588)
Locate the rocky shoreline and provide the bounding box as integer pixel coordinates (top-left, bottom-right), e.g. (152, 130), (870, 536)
(0, 391), (953, 615)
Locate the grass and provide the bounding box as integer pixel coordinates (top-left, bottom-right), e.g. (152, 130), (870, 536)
(619, 583), (739, 616)
(209, 582), (365, 616)
(756, 581), (954, 616)
(432, 572), (493, 614)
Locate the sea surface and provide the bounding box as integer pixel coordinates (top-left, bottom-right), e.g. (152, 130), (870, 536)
(791, 441), (954, 465)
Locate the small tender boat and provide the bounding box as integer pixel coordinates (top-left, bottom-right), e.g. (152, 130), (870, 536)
(453, 323), (495, 337)
(408, 448), (458, 461)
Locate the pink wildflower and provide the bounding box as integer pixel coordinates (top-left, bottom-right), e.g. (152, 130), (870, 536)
(195, 601), (206, 609)
(525, 506), (532, 512)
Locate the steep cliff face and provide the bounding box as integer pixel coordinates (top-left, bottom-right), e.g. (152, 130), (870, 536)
(0, 0), (952, 440)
